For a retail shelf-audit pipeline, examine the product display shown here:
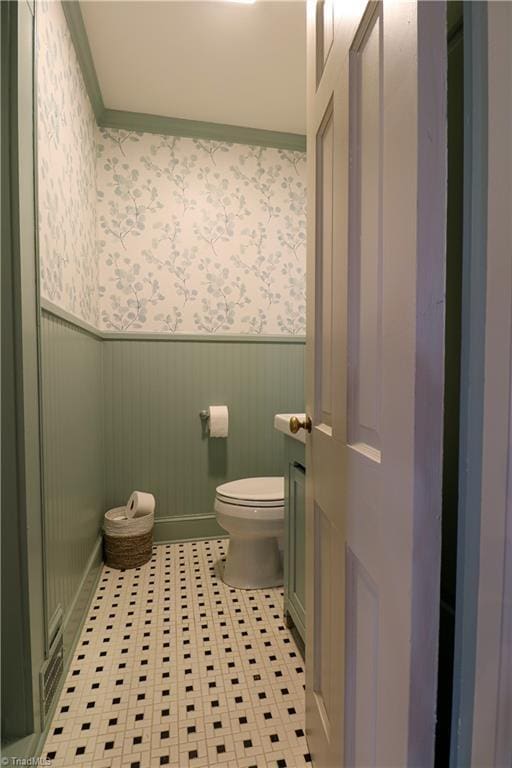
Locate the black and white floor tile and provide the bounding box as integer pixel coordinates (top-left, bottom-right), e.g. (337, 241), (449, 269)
(43, 539), (309, 767)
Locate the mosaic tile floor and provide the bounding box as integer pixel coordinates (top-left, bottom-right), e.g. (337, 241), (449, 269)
(43, 539), (309, 768)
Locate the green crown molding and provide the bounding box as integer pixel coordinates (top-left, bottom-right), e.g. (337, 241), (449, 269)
(98, 109), (306, 152)
(61, 1), (306, 151)
(61, 1), (104, 119)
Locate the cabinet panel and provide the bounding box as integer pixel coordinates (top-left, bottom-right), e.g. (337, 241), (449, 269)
(285, 460), (306, 642)
(291, 464), (306, 617)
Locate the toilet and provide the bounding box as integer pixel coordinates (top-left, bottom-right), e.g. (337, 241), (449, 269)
(214, 476), (285, 589)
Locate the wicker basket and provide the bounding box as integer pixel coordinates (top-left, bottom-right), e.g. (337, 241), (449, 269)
(103, 505), (154, 570)
(104, 529), (153, 570)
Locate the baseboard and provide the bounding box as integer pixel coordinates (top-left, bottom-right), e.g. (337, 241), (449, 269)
(34, 537), (104, 758)
(153, 514), (225, 543)
(284, 598), (306, 647)
(62, 536), (103, 652)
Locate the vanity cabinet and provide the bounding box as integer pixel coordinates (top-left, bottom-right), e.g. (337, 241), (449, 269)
(283, 439), (306, 644)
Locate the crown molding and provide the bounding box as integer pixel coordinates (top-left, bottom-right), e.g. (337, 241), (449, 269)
(98, 109), (306, 152)
(60, 1), (306, 152)
(61, 0), (104, 118)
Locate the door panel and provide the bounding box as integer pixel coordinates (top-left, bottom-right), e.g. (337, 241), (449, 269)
(347, 8), (382, 458)
(291, 464), (306, 618)
(305, 2), (446, 766)
(345, 548), (379, 768)
(313, 504), (335, 730)
(316, 0), (335, 84)
(316, 103), (335, 428)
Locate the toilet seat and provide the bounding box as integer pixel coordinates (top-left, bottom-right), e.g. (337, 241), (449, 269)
(215, 477), (284, 508)
(215, 498), (284, 521)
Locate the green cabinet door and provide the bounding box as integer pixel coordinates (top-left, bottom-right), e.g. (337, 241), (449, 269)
(284, 460), (306, 643)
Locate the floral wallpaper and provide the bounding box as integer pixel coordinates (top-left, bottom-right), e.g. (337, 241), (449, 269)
(36, 0), (306, 336)
(36, 0), (98, 327)
(96, 131), (307, 335)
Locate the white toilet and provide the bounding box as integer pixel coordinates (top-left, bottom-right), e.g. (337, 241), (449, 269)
(214, 476), (285, 589)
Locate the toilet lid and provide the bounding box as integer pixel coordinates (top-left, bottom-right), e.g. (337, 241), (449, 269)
(216, 477), (284, 507)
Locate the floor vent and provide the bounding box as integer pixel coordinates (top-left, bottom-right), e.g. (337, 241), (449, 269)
(40, 629), (64, 726)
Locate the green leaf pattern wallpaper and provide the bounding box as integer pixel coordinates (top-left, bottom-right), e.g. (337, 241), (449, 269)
(96, 134), (306, 334)
(36, 0), (307, 336)
(36, 0), (99, 326)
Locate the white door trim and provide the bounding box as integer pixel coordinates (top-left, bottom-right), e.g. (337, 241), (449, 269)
(407, 4), (447, 764)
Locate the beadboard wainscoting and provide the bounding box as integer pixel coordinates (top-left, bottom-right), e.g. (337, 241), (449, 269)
(41, 311), (105, 650)
(102, 338), (305, 541)
(41, 303), (305, 551)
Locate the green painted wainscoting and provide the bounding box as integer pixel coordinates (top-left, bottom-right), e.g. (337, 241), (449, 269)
(102, 339), (305, 541)
(40, 311), (105, 651)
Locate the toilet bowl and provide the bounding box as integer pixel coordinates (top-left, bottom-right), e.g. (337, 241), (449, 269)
(214, 477), (285, 589)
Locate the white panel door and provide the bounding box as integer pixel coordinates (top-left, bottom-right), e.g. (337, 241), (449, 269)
(304, 2), (447, 766)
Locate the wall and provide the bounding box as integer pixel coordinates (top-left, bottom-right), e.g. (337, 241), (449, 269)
(96, 130), (307, 335)
(36, 0), (98, 326)
(103, 338), (304, 541)
(35, 1), (104, 726)
(36, 0), (305, 560)
(465, 4), (512, 764)
(40, 312), (105, 643)
(2, 1), (46, 751)
(26, 0), (306, 758)
(38, 309), (305, 546)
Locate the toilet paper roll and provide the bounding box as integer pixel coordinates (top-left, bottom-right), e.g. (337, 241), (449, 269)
(104, 506), (154, 537)
(126, 491), (156, 519)
(104, 507), (129, 527)
(209, 405), (229, 438)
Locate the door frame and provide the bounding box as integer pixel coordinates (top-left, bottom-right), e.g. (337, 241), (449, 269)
(407, 4), (448, 761)
(451, 2), (512, 765)
(1, 0), (46, 759)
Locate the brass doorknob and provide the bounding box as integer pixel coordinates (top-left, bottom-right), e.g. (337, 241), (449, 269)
(289, 415), (312, 434)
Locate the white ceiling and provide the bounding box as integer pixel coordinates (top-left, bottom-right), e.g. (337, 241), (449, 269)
(80, 1), (306, 134)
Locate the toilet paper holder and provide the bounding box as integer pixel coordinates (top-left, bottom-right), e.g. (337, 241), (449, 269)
(200, 407), (229, 438)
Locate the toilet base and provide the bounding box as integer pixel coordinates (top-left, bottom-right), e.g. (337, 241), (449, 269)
(222, 536), (283, 590)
